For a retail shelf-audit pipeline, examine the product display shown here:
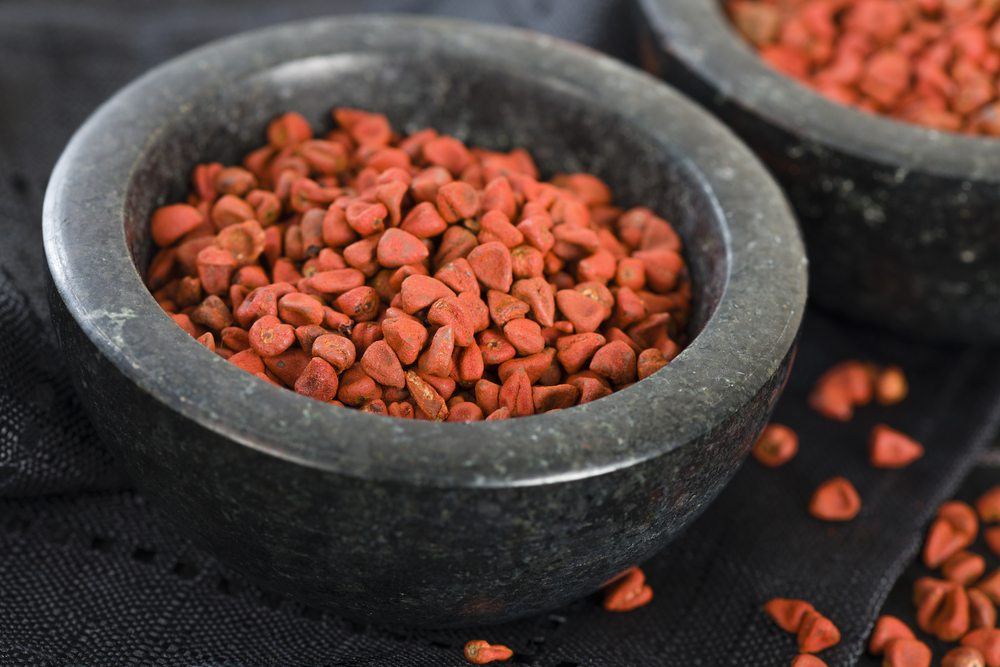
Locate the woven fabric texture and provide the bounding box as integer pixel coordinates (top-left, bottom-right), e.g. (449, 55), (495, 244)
(2, 2), (999, 666)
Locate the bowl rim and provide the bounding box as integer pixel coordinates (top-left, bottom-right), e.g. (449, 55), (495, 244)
(639, 0), (1000, 182)
(43, 14), (806, 488)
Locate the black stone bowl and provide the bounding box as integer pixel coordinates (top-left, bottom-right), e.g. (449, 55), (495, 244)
(43, 16), (806, 627)
(638, 0), (1000, 343)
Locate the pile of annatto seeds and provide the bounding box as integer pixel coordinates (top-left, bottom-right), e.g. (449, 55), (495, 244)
(726, 0), (1000, 135)
(145, 108), (691, 421)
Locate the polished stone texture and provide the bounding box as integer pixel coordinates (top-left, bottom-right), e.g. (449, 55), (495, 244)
(639, 0), (1000, 343)
(44, 16), (806, 627)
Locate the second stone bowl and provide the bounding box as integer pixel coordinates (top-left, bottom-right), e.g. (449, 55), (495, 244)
(639, 0), (1000, 343)
(43, 16), (806, 627)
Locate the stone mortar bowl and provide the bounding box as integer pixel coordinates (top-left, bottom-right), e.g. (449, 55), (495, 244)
(43, 15), (806, 627)
(638, 0), (1000, 343)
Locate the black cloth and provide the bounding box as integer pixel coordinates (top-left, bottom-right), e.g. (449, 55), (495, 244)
(2, 2), (999, 665)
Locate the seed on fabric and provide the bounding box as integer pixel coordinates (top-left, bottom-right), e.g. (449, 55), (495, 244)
(764, 598), (816, 633)
(463, 639), (513, 665)
(977, 487), (1000, 523)
(881, 638), (932, 667)
(960, 628), (1000, 667)
(602, 566), (654, 612)
(869, 424), (924, 469)
(942, 551), (987, 586)
(752, 423), (799, 467)
(869, 615), (916, 656)
(809, 477), (862, 521)
(942, 646), (987, 667)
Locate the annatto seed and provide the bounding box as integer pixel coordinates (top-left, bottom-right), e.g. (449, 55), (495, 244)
(467, 241), (513, 292)
(798, 610), (841, 653)
(278, 292), (324, 327)
(882, 638), (932, 667)
(249, 315), (295, 357)
(942, 647), (987, 667)
(190, 295), (233, 332)
(808, 360), (874, 421)
(420, 326), (455, 377)
(151, 204), (204, 247)
(869, 615), (916, 656)
(437, 181), (480, 222)
(961, 628), (1000, 667)
(311, 334), (356, 373)
(943, 551), (987, 586)
(869, 424), (924, 469)
(376, 228), (428, 268)
(211, 194), (256, 230)
(499, 368), (534, 418)
(447, 401), (484, 422)
(809, 477), (861, 521)
(294, 357), (339, 402)
(969, 588), (997, 631)
(978, 486), (1000, 522)
(462, 639), (513, 665)
(267, 111), (312, 148)
(503, 318), (545, 356)
(263, 347), (309, 386)
(360, 340), (405, 388)
(752, 423), (798, 467)
(602, 566), (654, 612)
(229, 349), (264, 374)
(931, 584), (971, 641)
(196, 246), (237, 295)
(589, 340), (637, 386)
(924, 501), (979, 568)
(987, 527), (1000, 558)
(876, 365), (909, 405)
(148, 108), (691, 420)
(764, 598), (815, 633)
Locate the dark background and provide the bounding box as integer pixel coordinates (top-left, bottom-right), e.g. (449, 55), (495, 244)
(1, 2), (998, 665)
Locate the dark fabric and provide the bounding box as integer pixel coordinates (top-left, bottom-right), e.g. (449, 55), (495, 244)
(2, 2), (999, 666)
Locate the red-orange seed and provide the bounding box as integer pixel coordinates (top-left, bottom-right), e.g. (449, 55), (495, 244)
(869, 615), (915, 656)
(764, 598), (815, 633)
(809, 477), (861, 522)
(249, 315), (295, 357)
(151, 204), (203, 247)
(462, 639), (513, 665)
(943, 551), (987, 586)
(294, 357), (338, 402)
(798, 610), (841, 653)
(978, 487), (1000, 523)
(960, 628), (1000, 667)
(602, 566), (653, 612)
(752, 423), (798, 467)
(360, 340), (405, 389)
(942, 647), (987, 667)
(869, 424), (924, 469)
(969, 588), (997, 631)
(882, 638), (932, 667)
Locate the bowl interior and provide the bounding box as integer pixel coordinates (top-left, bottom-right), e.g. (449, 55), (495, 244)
(124, 52), (727, 342)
